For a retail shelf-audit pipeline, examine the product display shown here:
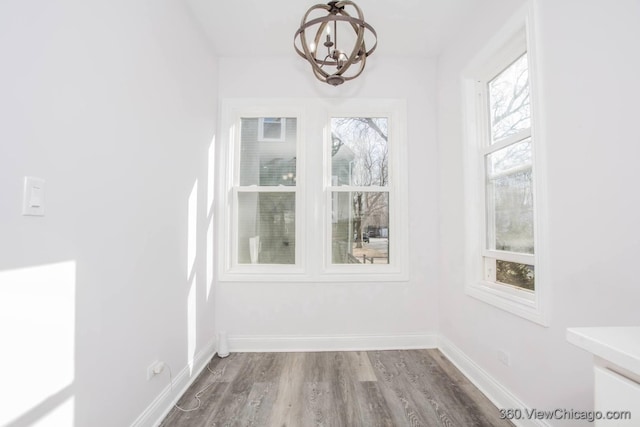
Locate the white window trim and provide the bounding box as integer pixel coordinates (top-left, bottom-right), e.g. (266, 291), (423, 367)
(217, 100), (306, 281)
(217, 98), (409, 283)
(462, 5), (550, 326)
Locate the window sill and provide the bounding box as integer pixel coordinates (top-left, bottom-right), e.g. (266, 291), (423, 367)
(218, 269), (409, 283)
(465, 280), (549, 326)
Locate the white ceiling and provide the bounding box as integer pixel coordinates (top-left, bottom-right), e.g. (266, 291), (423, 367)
(185, 0), (482, 58)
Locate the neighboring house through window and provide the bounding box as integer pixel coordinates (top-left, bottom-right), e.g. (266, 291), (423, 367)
(258, 117), (287, 142)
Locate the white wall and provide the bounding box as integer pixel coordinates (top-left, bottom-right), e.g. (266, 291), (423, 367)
(215, 56), (439, 346)
(438, 0), (640, 421)
(0, 1), (218, 426)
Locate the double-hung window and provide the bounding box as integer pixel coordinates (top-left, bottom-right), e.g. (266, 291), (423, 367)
(218, 99), (408, 282)
(484, 53), (534, 290)
(232, 115), (301, 270)
(328, 117), (390, 266)
(463, 12), (548, 325)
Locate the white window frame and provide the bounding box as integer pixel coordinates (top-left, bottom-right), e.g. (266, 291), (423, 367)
(321, 100), (408, 281)
(217, 98), (408, 282)
(258, 117), (287, 142)
(462, 6), (549, 325)
(218, 101), (306, 281)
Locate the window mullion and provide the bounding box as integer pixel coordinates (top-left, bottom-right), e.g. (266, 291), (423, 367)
(482, 128), (531, 155)
(328, 186), (390, 193)
(235, 186), (297, 193)
(483, 249), (534, 265)
(486, 162), (532, 181)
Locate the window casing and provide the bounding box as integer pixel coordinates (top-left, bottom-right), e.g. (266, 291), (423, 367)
(463, 9), (549, 325)
(218, 99), (408, 282)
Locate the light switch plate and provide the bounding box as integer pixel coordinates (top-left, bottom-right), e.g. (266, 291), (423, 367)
(23, 176), (45, 216)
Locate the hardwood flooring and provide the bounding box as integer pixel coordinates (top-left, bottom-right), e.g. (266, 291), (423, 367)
(160, 349), (513, 427)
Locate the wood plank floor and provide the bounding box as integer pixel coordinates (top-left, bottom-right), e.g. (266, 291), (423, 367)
(160, 349), (513, 427)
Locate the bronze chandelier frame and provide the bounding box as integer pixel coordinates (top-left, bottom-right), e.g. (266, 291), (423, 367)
(294, 1), (378, 86)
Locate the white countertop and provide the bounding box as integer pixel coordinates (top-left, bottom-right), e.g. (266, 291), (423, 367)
(567, 326), (640, 377)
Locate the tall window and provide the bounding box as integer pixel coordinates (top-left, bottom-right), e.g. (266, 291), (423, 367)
(218, 99), (408, 282)
(484, 53), (534, 291)
(464, 17), (548, 325)
(235, 117), (298, 265)
(330, 117), (390, 265)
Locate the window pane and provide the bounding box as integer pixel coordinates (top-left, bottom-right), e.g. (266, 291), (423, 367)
(487, 137), (532, 175)
(497, 260), (535, 290)
(262, 118), (284, 140)
(237, 192), (295, 264)
(486, 139), (534, 253)
(331, 117), (388, 187)
(240, 118), (297, 186)
(489, 53), (530, 142)
(331, 191), (389, 264)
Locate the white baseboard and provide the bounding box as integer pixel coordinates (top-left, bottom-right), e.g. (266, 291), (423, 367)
(130, 339), (217, 427)
(228, 333), (438, 352)
(438, 336), (551, 427)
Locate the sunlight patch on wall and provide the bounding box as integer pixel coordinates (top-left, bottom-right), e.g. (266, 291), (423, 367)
(206, 219), (214, 301)
(187, 180), (198, 277)
(0, 261), (76, 426)
(32, 395), (74, 427)
(207, 136), (216, 215)
(207, 137), (215, 300)
(187, 279), (196, 374)
(187, 179), (199, 374)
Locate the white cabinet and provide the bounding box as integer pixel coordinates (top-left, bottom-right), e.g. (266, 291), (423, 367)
(594, 366), (639, 426)
(567, 327), (640, 427)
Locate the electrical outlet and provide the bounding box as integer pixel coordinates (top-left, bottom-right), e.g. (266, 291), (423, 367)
(146, 360), (165, 380)
(497, 349), (511, 367)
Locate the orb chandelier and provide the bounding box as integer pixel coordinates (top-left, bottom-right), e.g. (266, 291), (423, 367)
(294, 1), (378, 86)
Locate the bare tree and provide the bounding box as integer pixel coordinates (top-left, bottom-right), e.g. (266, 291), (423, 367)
(332, 117), (388, 250)
(487, 53), (535, 288)
(490, 54), (530, 142)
